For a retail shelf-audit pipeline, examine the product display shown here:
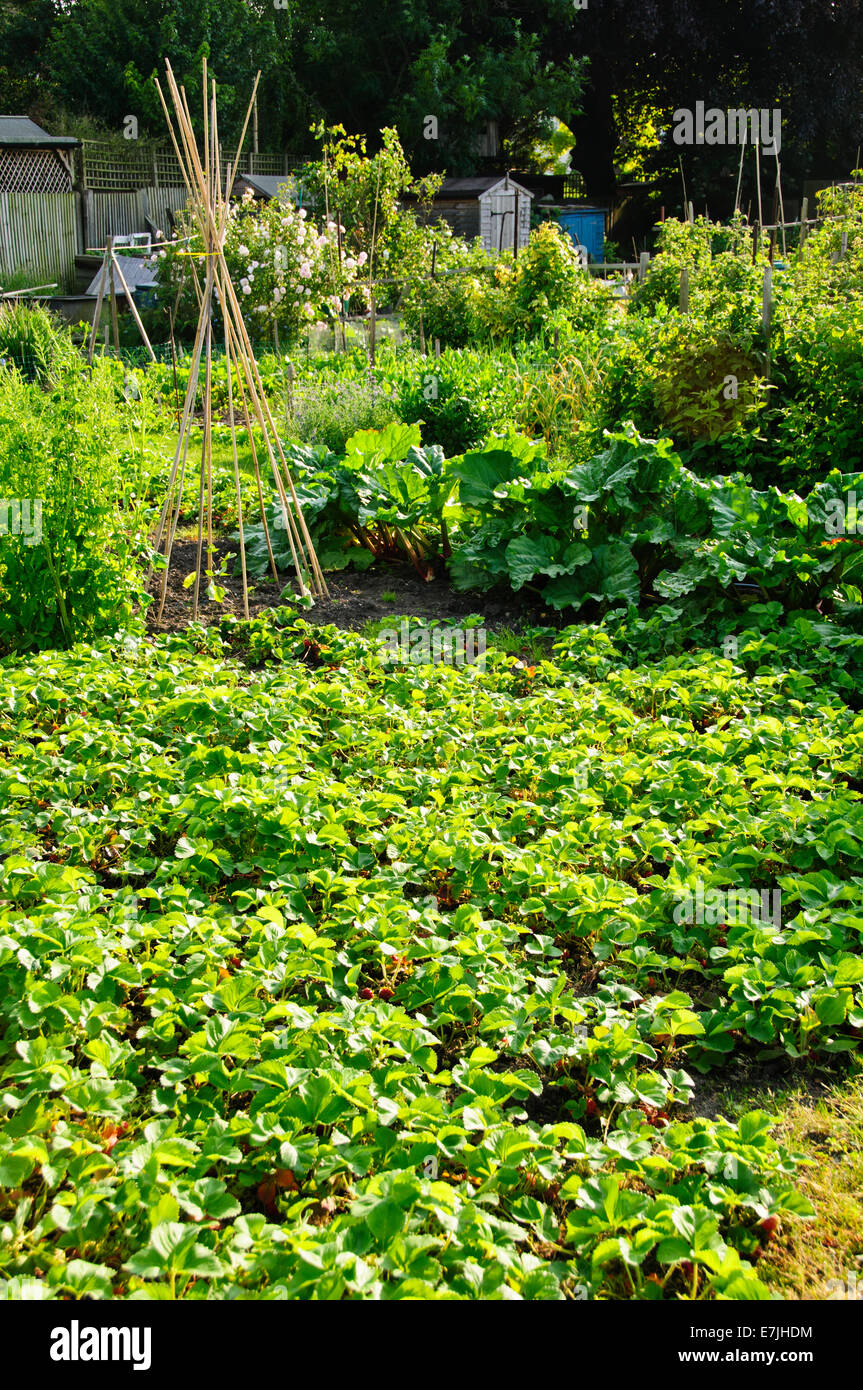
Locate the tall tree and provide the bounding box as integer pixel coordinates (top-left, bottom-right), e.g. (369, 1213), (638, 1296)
(567, 0), (863, 200)
(44, 0), (303, 143)
(0, 0), (59, 115)
(285, 0), (585, 171)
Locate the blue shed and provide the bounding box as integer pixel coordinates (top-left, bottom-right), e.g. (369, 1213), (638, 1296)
(556, 208), (607, 262)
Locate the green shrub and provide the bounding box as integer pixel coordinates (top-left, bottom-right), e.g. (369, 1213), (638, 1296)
(398, 223), (609, 349)
(0, 303), (79, 385)
(631, 216), (768, 334)
(646, 321), (770, 442)
(0, 365), (150, 653)
(395, 349), (518, 455)
(465, 223), (610, 343)
(291, 374), (399, 453)
(395, 226), (491, 349)
(446, 423), (862, 627)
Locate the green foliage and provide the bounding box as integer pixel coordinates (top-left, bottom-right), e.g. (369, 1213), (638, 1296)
(302, 125), (440, 274)
(397, 223), (610, 351)
(446, 424), (863, 626)
(395, 349), (516, 455)
(0, 365), (150, 653)
(238, 424), (449, 579)
(632, 216), (769, 330)
(395, 226), (491, 348)
(514, 341), (607, 459)
(647, 323), (770, 442)
(291, 375), (400, 454)
(6, 608), (863, 1298)
(464, 223), (610, 345)
(43, 0), (287, 139)
(0, 304), (79, 386)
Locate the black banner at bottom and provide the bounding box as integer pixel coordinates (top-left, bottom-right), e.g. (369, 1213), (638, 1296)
(0, 1295), (854, 1380)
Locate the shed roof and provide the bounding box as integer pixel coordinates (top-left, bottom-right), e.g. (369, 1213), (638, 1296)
(0, 116), (79, 149)
(430, 175), (533, 201)
(234, 173), (295, 201)
(86, 255), (158, 297)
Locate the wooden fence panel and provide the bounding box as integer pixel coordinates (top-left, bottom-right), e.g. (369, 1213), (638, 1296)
(87, 191), (144, 249)
(140, 186), (189, 235)
(86, 187), (189, 250)
(0, 192), (81, 292)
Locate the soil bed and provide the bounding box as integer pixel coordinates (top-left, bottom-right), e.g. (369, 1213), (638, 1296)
(147, 538), (557, 635)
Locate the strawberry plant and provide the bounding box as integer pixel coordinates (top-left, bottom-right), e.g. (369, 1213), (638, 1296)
(3, 608), (861, 1299)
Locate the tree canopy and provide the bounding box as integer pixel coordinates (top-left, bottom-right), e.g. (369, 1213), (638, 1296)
(0, 0), (860, 205)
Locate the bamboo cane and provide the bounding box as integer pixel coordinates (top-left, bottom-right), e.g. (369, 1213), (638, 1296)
(87, 242), (110, 365)
(225, 313), (280, 584)
(155, 58), (327, 610)
(734, 137), (746, 215)
(110, 253), (157, 362)
(192, 312), (212, 621)
(224, 324), (249, 619)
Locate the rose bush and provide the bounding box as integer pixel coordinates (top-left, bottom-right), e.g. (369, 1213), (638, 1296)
(153, 190), (367, 345)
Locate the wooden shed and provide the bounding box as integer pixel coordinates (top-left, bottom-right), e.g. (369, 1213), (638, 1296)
(232, 173), (298, 203)
(419, 175), (533, 253)
(0, 117), (79, 194)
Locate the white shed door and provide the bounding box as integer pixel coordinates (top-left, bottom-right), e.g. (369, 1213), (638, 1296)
(488, 191), (517, 252)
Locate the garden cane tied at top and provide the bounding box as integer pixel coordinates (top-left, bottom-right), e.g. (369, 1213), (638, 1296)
(148, 58), (329, 622)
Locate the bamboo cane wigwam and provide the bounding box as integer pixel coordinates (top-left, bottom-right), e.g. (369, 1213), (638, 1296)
(150, 59), (329, 622)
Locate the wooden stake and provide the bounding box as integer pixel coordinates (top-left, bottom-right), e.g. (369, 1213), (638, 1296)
(734, 137), (746, 215)
(227, 317), (279, 584)
(772, 143), (787, 257)
(110, 253), (156, 361)
(192, 312), (213, 621)
(108, 244), (122, 362)
(678, 156), (687, 212)
(762, 265), (772, 338)
(368, 163), (381, 382)
(800, 196), (809, 248)
(335, 206), (346, 352)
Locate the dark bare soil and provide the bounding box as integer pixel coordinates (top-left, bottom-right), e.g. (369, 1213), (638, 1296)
(688, 1057), (839, 1121)
(147, 537), (556, 635)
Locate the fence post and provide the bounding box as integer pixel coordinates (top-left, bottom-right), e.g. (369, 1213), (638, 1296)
(638, 251), (650, 283)
(81, 187), (93, 254)
(679, 265), (690, 312)
(800, 196), (809, 247)
(762, 265), (772, 338)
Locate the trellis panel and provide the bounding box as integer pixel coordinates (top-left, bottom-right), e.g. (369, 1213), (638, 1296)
(0, 149), (72, 194)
